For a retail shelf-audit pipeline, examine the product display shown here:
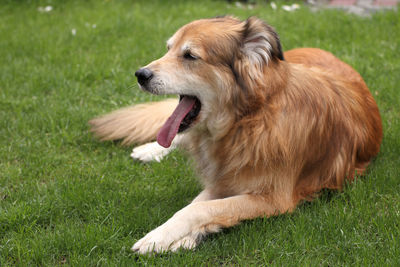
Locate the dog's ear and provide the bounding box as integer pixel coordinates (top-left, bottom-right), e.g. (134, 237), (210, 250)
(239, 17), (284, 66)
(231, 17), (284, 112)
(233, 17), (284, 86)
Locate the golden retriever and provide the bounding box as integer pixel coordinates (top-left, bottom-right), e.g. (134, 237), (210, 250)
(89, 16), (382, 254)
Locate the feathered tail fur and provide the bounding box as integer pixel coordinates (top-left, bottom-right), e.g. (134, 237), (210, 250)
(89, 98), (178, 145)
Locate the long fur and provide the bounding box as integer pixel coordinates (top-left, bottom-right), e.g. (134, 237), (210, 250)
(89, 98), (178, 145)
(90, 17), (383, 253)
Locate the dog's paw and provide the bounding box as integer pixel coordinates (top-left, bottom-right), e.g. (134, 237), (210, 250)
(169, 232), (201, 252)
(131, 225), (201, 254)
(131, 227), (173, 254)
(131, 141), (171, 163)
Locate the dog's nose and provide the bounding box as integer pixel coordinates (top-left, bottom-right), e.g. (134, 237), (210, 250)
(135, 68), (153, 86)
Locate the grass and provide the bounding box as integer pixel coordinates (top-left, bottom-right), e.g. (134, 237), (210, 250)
(0, 0), (399, 265)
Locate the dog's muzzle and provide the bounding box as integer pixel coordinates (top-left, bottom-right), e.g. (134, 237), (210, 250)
(135, 68), (153, 87)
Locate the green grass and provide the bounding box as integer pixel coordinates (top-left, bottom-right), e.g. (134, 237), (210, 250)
(1, 0), (399, 265)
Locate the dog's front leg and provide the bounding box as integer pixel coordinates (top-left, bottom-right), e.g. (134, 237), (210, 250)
(132, 194), (295, 254)
(191, 189), (217, 203)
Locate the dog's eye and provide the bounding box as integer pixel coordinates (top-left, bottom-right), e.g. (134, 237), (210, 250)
(183, 52), (197, 60)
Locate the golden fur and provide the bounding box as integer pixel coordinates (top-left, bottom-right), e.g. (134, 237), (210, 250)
(90, 98), (178, 145)
(90, 17), (382, 253)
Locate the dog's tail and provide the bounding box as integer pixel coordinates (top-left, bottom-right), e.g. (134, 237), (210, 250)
(89, 98), (178, 145)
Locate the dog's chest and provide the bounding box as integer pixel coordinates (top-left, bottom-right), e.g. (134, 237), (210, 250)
(195, 143), (218, 183)
(186, 134), (219, 185)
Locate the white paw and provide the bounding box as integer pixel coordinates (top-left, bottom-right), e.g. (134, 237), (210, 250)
(131, 228), (201, 254)
(169, 232), (201, 252)
(131, 141), (171, 163)
(131, 226), (175, 254)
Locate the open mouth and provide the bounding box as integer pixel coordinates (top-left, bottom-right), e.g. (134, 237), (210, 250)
(178, 95), (201, 133)
(157, 95), (201, 148)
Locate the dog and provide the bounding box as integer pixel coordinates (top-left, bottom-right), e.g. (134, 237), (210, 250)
(89, 16), (382, 254)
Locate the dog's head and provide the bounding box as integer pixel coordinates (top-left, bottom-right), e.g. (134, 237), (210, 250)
(135, 16), (284, 147)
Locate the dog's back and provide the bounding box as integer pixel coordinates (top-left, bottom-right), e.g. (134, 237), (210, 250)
(286, 48), (382, 173)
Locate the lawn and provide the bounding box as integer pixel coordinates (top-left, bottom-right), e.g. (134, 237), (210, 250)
(0, 0), (399, 265)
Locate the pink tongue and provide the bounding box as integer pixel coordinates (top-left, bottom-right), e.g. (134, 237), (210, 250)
(157, 96), (196, 148)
